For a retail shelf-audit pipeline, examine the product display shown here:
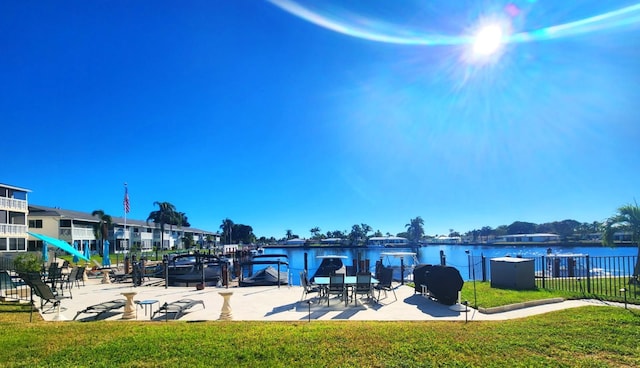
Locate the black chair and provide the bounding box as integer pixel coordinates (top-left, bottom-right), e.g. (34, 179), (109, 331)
(352, 273), (374, 306)
(375, 267), (397, 302)
(152, 299), (205, 320)
(21, 274), (71, 318)
(300, 271), (321, 301)
(327, 274), (346, 307)
(75, 266), (86, 287)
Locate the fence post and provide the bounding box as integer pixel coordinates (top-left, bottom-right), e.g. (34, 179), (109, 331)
(541, 256), (546, 289)
(585, 255), (591, 294)
(481, 254), (487, 282)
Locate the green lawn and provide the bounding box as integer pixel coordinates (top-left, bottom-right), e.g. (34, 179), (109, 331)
(1, 295), (639, 367)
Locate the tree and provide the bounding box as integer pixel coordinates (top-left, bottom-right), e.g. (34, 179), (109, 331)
(91, 209), (112, 256)
(348, 224), (371, 246)
(506, 221), (537, 235)
(405, 216), (425, 244)
(147, 201), (177, 250)
(220, 218), (234, 244)
(603, 202), (640, 279)
(177, 212), (190, 228)
(232, 224), (255, 244)
(310, 227), (321, 240)
(285, 229), (293, 240)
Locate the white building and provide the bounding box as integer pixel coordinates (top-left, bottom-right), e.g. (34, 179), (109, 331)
(493, 233), (561, 243)
(0, 183), (30, 252)
(27, 204), (219, 254)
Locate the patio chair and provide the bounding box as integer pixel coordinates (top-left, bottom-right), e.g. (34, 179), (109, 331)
(374, 267), (396, 302)
(300, 271), (321, 301)
(46, 264), (65, 294)
(352, 273), (374, 306)
(25, 276), (71, 312)
(75, 266), (86, 287)
(327, 274), (346, 307)
(73, 299), (127, 321)
(152, 299), (205, 320)
(61, 267), (79, 291)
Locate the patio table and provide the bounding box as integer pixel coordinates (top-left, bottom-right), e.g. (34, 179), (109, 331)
(314, 276), (378, 305)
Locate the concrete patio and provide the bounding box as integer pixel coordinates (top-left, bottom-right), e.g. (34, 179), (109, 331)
(28, 277), (630, 322)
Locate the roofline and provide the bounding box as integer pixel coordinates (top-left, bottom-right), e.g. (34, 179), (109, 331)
(0, 183), (32, 192)
(29, 204), (219, 235)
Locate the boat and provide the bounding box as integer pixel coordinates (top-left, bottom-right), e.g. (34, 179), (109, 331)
(310, 255), (348, 281)
(239, 254), (289, 287)
(367, 236), (409, 248)
(379, 252), (419, 282)
(165, 253), (226, 287)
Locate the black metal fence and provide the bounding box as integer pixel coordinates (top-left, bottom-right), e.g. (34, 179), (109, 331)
(472, 254), (639, 301)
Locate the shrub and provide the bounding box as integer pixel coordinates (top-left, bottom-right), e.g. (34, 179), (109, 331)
(13, 253), (42, 273)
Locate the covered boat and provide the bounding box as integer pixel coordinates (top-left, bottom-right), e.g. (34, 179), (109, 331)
(310, 255), (348, 281)
(239, 254), (289, 287)
(165, 253), (226, 287)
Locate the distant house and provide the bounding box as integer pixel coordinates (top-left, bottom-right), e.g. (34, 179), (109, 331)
(493, 233), (560, 243)
(320, 238), (347, 246)
(367, 236), (409, 247)
(428, 236), (462, 244)
(0, 183), (30, 253)
(285, 238), (306, 246)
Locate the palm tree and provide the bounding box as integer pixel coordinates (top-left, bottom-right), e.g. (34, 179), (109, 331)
(91, 210), (112, 256)
(147, 201), (177, 250)
(405, 216), (425, 244)
(220, 218), (234, 245)
(285, 229), (293, 240)
(603, 202), (640, 280)
(310, 227), (321, 240)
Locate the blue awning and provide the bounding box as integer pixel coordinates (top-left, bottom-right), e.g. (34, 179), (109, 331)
(28, 232), (90, 262)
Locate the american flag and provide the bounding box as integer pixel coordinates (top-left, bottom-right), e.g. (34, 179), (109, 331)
(124, 186), (130, 214)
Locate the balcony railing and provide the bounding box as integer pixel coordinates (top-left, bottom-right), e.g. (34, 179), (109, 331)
(0, 224), (28, 236)
(72, 228), (94, 238)
(0, 197), (27, 212)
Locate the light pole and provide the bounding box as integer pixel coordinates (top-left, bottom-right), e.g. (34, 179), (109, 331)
(465, 250), (477, 309)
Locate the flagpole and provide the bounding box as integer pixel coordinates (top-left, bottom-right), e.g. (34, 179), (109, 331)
(124, 182), (128, 261)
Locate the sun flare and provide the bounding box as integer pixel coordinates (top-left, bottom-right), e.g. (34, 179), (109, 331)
(472, 24), (504, 56)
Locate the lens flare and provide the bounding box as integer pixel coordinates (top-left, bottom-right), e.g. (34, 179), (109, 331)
(268, 0), (640, 46)
(473, 25), (504, 56)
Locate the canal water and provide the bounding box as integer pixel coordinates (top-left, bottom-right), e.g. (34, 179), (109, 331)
(263, 244), (638, 284)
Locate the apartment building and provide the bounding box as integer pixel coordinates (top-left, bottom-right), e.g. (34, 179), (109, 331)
(0, 183), (30, 252)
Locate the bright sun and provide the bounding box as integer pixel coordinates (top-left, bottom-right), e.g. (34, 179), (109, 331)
(472, 24), (505, 56)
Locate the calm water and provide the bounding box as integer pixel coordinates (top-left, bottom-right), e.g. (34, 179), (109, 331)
(264, 244), (638, 284)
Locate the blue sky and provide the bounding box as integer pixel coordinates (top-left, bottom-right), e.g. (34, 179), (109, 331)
(2, 1), (639, 239)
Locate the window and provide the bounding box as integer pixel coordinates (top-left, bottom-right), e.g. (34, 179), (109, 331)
(9, 238), (25, 250)
(28, 219), (43, 228)
(60, 219), (72, 227)
(0, 238), (6, 251)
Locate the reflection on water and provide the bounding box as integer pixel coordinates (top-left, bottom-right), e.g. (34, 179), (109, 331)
(264, 244), (637, 284)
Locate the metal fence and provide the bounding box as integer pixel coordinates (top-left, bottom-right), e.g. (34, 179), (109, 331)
(473, 254), (639, 301)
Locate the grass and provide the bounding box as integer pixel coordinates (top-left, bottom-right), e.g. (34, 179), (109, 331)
(2, 284), (640, 367)
(459, 281), (585, 308)
(0, 303), (638, 367)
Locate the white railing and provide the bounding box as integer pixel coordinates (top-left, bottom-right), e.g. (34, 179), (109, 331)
(72, 228), (94, 238)
(0, 224), (28, 236)
(0, 197), (27, 212)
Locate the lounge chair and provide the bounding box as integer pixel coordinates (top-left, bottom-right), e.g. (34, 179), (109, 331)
(73, 299), (127, 321)
(152, 299), (205, 320)
(22, 275), (71, 313)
